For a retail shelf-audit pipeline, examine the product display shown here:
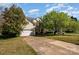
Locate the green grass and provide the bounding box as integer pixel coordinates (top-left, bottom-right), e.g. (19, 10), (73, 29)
(0, 37), (37, 55)
(46, 33), (79, 45)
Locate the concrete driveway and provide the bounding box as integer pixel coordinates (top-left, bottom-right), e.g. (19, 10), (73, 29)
(23, 36), (79, 55)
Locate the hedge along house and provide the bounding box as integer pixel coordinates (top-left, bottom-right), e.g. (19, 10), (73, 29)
(20, 18), (37, 36)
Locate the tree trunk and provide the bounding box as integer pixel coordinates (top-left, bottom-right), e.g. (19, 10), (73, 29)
(53, 30), (57, 35)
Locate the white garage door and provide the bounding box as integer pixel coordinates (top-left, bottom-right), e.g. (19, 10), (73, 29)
(20, 20), (35, 36)
(20, 30), (33, 36)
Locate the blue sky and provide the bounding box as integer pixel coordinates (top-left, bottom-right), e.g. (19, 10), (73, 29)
(0, 3), (79, 19)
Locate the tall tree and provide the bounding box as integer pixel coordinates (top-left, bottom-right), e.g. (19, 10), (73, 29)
(66, 19), (79, 33)
(1, 4), (28, 38)
(41, 11), (70, 35)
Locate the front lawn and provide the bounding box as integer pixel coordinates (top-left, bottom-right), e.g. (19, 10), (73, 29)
(46, 33), (79, 45)
(0, 37), (37, 55)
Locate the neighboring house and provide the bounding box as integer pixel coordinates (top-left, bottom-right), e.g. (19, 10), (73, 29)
(20, 19), (36, 36)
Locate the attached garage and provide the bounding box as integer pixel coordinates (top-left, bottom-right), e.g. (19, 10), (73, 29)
(20, 20), (36, 36)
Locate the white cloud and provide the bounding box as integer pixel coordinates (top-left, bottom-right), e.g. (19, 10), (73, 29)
(46, 4), (79, 19)
(27, 9), (40, 17)
(46, 3), (66, 13)
(61, 10), (68, 13)
(46, 4), (50, 7)
(60, 9), (79, 18)
(0, 4), (7, 7)
(69, 11), (79, 16)
(0, 4), (12, 12)
(60, 5), (79, 16)
(0, 4), (12, 7)
(46, 6), (60, 12)
(28, 9), (40, 14)
(46, 4), (77, 14)
(66, 6), (73, 11)
(57, 3), (64, 7)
